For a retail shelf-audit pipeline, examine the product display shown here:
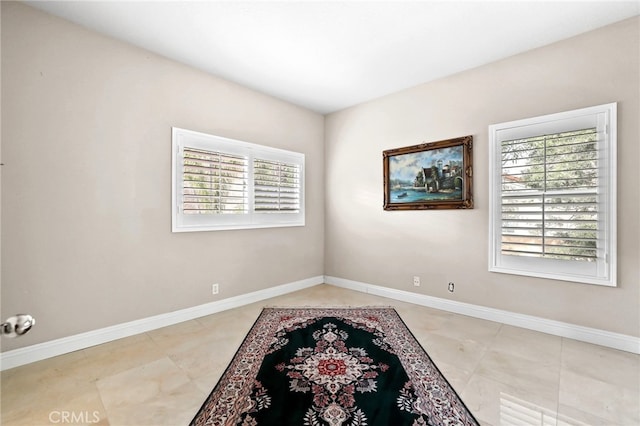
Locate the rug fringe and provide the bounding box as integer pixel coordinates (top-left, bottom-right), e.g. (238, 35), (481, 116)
(262, 305), (397, 309)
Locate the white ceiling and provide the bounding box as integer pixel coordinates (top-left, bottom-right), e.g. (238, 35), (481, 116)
(26, 1), (640, 114)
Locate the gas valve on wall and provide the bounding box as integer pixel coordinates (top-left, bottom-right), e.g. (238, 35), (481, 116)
(1, 314), (35, 338)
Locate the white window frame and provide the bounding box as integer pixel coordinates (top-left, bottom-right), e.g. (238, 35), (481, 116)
(172, 127), (305, 232)
(488, 103), (617, 286)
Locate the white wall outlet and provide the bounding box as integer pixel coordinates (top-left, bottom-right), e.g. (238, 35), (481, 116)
(212, 283), (219, 295)
(413, 276), (420, 287)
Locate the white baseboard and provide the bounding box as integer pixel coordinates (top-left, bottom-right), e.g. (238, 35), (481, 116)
(325, 276), (640, 355)
(0, 276), (324, 371)
(3, 274), (637, 371)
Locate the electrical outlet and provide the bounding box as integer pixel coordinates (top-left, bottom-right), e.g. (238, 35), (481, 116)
(212, 283), (219, 295)
(413, 276), (420, 287)
(448, 282), (455, 293)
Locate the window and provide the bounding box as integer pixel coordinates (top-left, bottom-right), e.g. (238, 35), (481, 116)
(489, 103), (616, 286)
(172, 127), (304, 232)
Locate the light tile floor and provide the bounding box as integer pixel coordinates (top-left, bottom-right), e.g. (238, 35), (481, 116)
(1, 284), (638, 425)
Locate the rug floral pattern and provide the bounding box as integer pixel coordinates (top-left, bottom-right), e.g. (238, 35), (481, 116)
(191, 308), (478, 426)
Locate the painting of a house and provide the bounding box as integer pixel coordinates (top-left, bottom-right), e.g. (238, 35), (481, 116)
(384, 136), (472, 209)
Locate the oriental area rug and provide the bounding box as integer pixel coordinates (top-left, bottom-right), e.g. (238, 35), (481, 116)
(191, 307), (478, 426)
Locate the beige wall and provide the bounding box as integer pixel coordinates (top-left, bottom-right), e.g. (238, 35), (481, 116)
(325, 17), (639, 337)
(1, 2), (325, 351)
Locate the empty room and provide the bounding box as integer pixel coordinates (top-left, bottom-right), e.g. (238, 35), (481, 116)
(1, 1), (638, 425)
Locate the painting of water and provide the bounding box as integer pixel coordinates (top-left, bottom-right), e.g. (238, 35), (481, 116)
(383, 135), (473, 210)
(389, 145), (464, 201)
(390, 188), (463, 203)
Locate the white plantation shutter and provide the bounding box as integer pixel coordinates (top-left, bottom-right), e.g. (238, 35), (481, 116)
(500, 129), (599, 261)
(489, 104), (616, 286)
(253, 159), (301, 213)
(182, 148), (248, 215)
(172, 128), (305, 232)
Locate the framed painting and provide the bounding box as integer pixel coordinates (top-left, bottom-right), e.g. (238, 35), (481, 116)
(383, 135), (473, 210)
